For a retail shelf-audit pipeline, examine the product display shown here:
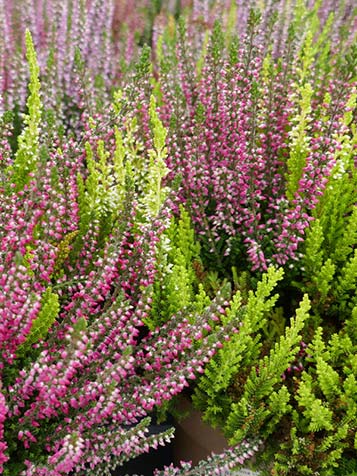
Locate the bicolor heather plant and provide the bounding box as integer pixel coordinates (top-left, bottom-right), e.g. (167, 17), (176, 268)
(168, 0), (357, 54)
(190, 95), (357, 472)
(0, 31), (261, 475)
(145, 2), (357, 474)
(0, 0), (156, 133)
(154, 1), (357, 274)
(1, 2), (357, 476)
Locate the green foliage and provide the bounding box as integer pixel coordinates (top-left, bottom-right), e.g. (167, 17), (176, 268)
(226, 1), (238, 47)
(335, 457), (357, 476)
(73, 93), (171, 267)
(228, 34), (240, 66)
(297, 373), (334, 432)
(192, 267), (284, 427)
(149, 95), (167, 153)
(142, 95), (169, 216)
(195, 31), (210, 78)
(11, 30), (42, 190)
(84, 139), (117, 216)
(210, 21), (225, 64)
(1, 5), (357, 476)
(225, 294), (310, 444)
(69, 317), (88, 346)
(299, 220), (336, 315)
(18, 288), (60, 354)
(266, 308), (357, 475)
(52, 231), (79, 279)
(155, 14), (178, 77)
(296, 0), (327, 80)
(314, 13), (334, 75)
(286, 82), (313, 202)
(342, 43), (357, 81)
(135, 44), (152, 80)
(73, 101), (151, 257)
(148, 206), (206, 328)
(113, 126), (127, 201)
(73, 136), (123, 256)
(302, 219), (324, 274)
(297, 90), (357, 321)
(334, 249), (357, 313)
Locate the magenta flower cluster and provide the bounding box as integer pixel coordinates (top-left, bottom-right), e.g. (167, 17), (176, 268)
(156, 6), (357, 271)
(0, 49), (254, 470)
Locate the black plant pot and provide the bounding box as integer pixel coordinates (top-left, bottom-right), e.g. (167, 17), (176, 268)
(112, 424), (174, 476)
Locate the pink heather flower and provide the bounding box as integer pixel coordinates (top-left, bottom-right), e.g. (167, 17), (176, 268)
(159, 15), (356, 271)
(0, 390), (8, 471)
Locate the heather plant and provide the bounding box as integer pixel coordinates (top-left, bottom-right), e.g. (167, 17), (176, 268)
(225, 295), (311, 444)
(192, 266), (285, 427)
(1, 0), (110, 111)
(192, 234), (357, 475)
(10, 30), (42, 190)
(0, 0), (157, 132)
(155, 0), (357, 276)
(295, 86), (357, 323)
(140, 2), (357, 474)
(269, 315), (357, 475)
(1, 1), (357, 476)
(0, 31), (262, 475)
(147, 2), (357, 475)
(149, 206), (208, 329)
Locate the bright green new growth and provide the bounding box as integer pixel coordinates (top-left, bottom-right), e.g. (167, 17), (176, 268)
(319, 92), (357, 258)
(299, 90), (357, 319)
(18, 288), (60, 353)
(210, 20), (225, 65)
(284, 0), (338, 205)
(335, 249), (357, 312)
(296, 0), (324, 78)
(149, 207), (208, 328)
(83, 139), (122, 217)
(292, 0), (333, 78)
(113, 126), (126, 190)
(297, 373), (334, 433)
(11, 30), (42, 190)
(193, 267), (284, 427)
(225, 294), (310, 444)
(301, 219), (336, 310)
(303, 219), (324, 274)
(74, 93), (171, 263)
(113, 91), (146, 191)
(196, 31), (210, 78)
(226, 1), (238, 46)
(74, 140), (113, 255)
(52, 230), (79, 279)
(273, 310), (357, 474)
(286, 81), (313, 202)
(314, 13), (334, 75)
(74, 111), (135, 255)
(150, 95), (167, 153)
(288, 139), (357, 469)
(143, 95), (169, 217)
